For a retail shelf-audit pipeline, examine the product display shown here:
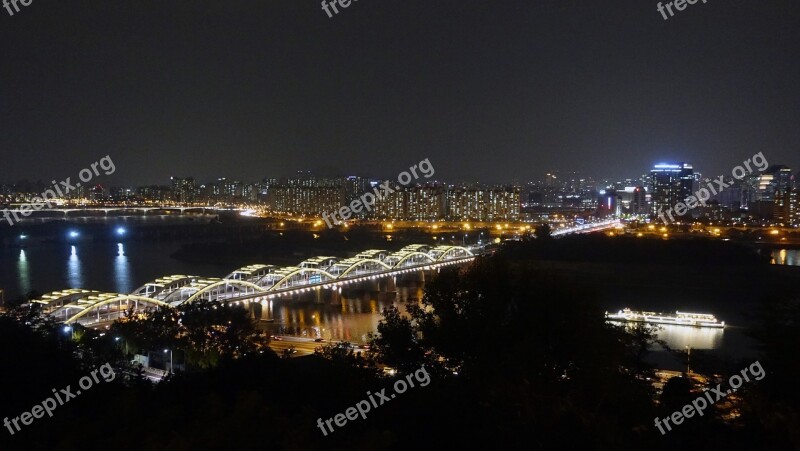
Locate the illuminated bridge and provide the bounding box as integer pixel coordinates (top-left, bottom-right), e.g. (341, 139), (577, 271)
(552, 218), (622, 237)
(33, 245), (475, 326)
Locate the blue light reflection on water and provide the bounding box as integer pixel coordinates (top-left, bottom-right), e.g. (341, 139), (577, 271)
(67, 245), (83, 289)
(17, 249), (30, 295)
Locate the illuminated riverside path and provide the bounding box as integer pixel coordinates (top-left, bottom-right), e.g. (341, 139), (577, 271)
(33, 244), (476, 326)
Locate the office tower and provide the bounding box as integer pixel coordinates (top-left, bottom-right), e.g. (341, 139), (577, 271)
(630, 186), (647, 214)
(650, 162), (693, 216)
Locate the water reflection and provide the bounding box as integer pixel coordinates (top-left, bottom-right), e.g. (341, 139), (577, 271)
(18, 250), (30, 295)
(260, 280), (425, 343)
(114, 243), (132, 294)
(771, 249), (799, 266)
(655, 324), (725, 350)
(67, 246), (83, 288)
(611, 320), (726, 350)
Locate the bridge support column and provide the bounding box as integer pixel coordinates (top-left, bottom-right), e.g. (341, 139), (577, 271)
(248, 301), (263, 321)
(364, 279), (380, 292)
(381, 276), (397, 293)
(258, 299), (273, 322)
(329, 287), (342, 306)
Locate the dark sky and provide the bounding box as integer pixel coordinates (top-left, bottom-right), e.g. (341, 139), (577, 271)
(1, 0), (798, 186)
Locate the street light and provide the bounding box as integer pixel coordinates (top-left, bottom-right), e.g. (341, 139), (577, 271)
(163, 348), (173, 373)
(115, 227), (126, 237)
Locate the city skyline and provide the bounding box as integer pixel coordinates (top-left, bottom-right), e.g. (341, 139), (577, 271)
(2, 2), (800, 447)
(3, 158), (797, 194)
(1, 1), (799, 185)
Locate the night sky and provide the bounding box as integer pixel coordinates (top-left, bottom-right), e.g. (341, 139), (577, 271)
(1, 0), (798, 186)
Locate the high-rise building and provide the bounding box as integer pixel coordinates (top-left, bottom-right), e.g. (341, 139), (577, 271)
(597, 189), (621, 217)
(267, 185), (343, 215)
(171, 177), (196, 203)
(137, 185), (171, 202)
(372, 185), (518, 221)
(630, 186), (647, 214)
(373, 184), (444, 220)
(406, 185), (445, 220)
(774, 187), (792, 225)
(716, 180), (743, 211)
(374, 184), (406, 220)
(650, 162), (693, 217)
(759, 166), (792, 199)
(110, 187), (136, 200)
(790, 172), (799, 227)
(445, 186), (520, 221)
(88, 184), (105, 202)
(343, 176), (374, 218)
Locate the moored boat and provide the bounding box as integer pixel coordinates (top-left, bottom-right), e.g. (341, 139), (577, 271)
(605, 308), (725, 328)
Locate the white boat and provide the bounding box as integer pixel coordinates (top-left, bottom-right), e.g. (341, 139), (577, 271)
(605, 308), (725, 329)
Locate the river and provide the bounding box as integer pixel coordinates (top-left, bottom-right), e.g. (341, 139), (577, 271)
(1, 238), (797, 361)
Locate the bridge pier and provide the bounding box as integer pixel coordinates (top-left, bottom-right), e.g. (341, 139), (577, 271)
(381, 276), (397, 293)
(248, 301), (263, 321)
(264, 299), (274, 321)
(329, 287), (342, 306)
(406, 269), (426, 283)
(313, 287), (325, 304)
(364, 279), (380, 292)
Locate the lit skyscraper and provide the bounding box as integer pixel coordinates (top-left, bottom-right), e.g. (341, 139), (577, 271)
(649, 162), (693, 217)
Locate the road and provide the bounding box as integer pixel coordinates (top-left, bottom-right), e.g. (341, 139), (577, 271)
(267, 336), (368, 357)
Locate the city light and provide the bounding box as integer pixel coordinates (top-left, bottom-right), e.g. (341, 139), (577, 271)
(2, 6), (795, 447)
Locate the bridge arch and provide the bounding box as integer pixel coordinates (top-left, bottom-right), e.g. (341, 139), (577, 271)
(392, 252), (436, 268)
(337, 259), (393, 279)
(131, 275), (199, 299)
(267, 268), (337, 292)
(32, 289), (101, 314)
(63, 295), (172, 325)
(182, 280), (266, 305)
(434, 246), (474, 261)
